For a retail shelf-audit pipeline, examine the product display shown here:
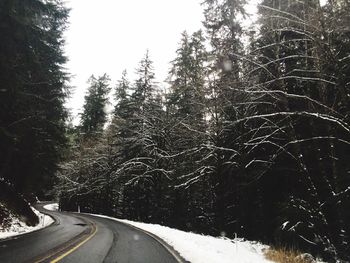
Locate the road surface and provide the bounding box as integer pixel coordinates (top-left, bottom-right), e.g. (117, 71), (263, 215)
(0, 203), (181, 263)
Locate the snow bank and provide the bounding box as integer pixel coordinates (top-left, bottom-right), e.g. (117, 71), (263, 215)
(43, 203), (59, 211)
(92, 214), (272, 263)
(0, 206), (54, 239)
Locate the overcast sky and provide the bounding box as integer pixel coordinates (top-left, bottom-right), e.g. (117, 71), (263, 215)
(64, 0), (205, 123)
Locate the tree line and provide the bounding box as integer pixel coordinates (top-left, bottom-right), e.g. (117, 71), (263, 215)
(57, 0), (350, 261)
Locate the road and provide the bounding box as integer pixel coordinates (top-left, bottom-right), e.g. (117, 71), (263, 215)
(0, 203), (181, 263)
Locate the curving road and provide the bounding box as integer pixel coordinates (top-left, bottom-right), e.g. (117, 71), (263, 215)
(0, 203), (182, 263)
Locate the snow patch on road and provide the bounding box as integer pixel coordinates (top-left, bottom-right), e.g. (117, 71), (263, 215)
(43, 203), (59, 211)
(92, 214), (273, 263)
(0, 206), (54, 240)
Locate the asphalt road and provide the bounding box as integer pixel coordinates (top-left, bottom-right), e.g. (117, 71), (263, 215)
(0, 203), (181, 263)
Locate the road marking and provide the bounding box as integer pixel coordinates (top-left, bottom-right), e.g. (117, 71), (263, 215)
(33, 222), (97, 263)
(50, 223), (97, 263)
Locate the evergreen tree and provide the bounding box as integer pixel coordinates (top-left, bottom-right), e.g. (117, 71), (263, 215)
(166, 30), (211, 230)
(110, 70), (132, 163)
(203, 0), (252, 236)
(80, 74), (111, 136)
(0, 0), (70, 196)
(113, 52), (169, 222)
(113, 70), (130, 120)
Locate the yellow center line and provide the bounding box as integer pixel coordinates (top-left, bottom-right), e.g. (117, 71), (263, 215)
(33, 223), (97, 263)
(49, 224), (97, 263)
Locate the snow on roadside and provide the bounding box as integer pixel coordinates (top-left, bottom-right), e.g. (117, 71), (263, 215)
(0, 206), (54, 240)
(43, 203), (59, 211)
(92, 214), (273, 263)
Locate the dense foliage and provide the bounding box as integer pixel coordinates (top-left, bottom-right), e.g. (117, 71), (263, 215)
(0, 0), (69, 197)
(58, 0), (349, 261)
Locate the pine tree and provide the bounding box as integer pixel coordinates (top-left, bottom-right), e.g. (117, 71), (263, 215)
(115, 52), (168, 222)
(0, 0), (70, 196)
(80, 74), (111, 136)
(113, 70), (130, 120)
(110, 70), (132, 162)
(166, 30), (211, 230)
(202, 0), (252, 236)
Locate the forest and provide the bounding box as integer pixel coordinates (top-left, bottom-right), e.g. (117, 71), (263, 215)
(1, 0), (349, 262)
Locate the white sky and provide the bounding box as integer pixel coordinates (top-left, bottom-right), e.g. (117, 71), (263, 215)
(64, 0), (204, 123)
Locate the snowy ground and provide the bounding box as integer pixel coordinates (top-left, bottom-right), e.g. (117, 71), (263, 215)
(0, 206), (54, 239)
(92, 213), (273, 263)
(43, 203), (59, 211)
(0, 202), (326, 262)
(43, 203), (272, 262)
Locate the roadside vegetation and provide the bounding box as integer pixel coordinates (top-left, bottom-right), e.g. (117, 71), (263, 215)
(265, 247), (322, 263)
